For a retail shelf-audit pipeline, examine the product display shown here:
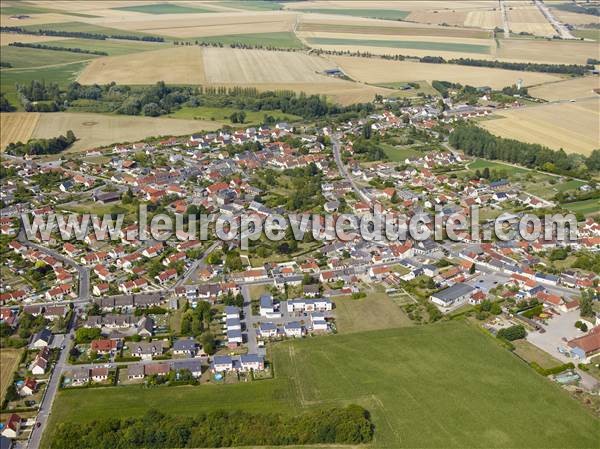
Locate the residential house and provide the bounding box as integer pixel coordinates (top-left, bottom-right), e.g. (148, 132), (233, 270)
(172, 338), (197, 356)
(1, 414), (21, 438)
(240, 354), (264, 372)
(90, 339), (119, 355)
(31, 328), (52, 348)
(19, 378), (37, 396)
(130, 341), (164, 360)
(284, 321), (303, 338)
(258, 322), (278, 338)
(90, 367), (109, 382)
(430, 283), (475, 309)
(568, 327), (600, 363)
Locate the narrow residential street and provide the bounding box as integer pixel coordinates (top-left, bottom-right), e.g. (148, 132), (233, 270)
(26, 310), (77, 449)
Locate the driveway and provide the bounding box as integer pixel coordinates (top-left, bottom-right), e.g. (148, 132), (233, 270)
(527, 309), (586, 363)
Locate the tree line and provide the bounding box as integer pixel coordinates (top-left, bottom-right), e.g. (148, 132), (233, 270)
(8, 41), (108, 55)
(50, 406), (374, 449)
(449, 125), (599, 178)
(446, 58), (593, 76)
(310, 49), (591, 75)
(173, 40), (303, 51)
(1, 26), (164, 42)
(5, 131), (76, 156)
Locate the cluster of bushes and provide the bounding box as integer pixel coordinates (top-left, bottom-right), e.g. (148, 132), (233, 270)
(497, 324), (527, 341)
(50, 407), (374, 449)
(521, 305), (544, 319)
(351, 137), (387, 161)
(0, 26), (164, 42)
(449, 125), (600, 178)
(15, 79), (62, 112)
(0, 93), (14, 112)
(0, 61), (12, 68)
(530, 362), (575, 376)
(5, 131), (76, 156)
(9, 41), (108, 55)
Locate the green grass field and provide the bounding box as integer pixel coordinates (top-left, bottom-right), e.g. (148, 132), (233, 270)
(299, 8), (409, 20)
(1, 61), (89, 108)
(0, 46), (98, 69)
(375, 81), (438, 96)
(220, 0), (284, 11)
(555, 179), (587, 192)
(466, 158), (530, 175)
(573, 29), (600, 41)
(113, 3), (215, 14)
(43, 322), (600, 448)
(381, 143), (424, 162)
(334, 291), (413, 334)
(563, 198), (600, 215)
(195, 32), (304, 49)
(22, 21), (160, 39)
(307, 37), (491, 54)
(168, 106), (301, 124)
(37, 38), (167, 56)
(1, 2), (96, 17)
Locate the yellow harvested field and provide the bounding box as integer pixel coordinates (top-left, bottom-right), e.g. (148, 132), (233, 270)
(285, 1), (494, 11)
(549, 7), (600, 25)
(300, 31), (492, 47)
(28, 0), (160, 11)
(407, 10), (468, 27)
(0, 32), (72, 46)
(481, 98), (600, 155)
(329, 55), (561, 87)
(1, 113), (40, 150)
(203, 48), (337, 84)
(78, 46), (205, 85)
(31, 113), (221, 152)
(0, 13), (75, 27)
(85, 11), (297, 38)
(464, 9), (503, 29)
(529, 76), (600, 101)
(496, 39), (599, 64)
(507, 6), (555, 37)
(311, 42), (495, 61)
(299, 19), (491, 39)
(0, 350), (21, 403)
(139, 20), (292, 38)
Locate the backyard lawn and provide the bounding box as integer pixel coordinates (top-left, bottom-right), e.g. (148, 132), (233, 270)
(0, 349), (21, 403)
(168, 106), (301, 125)
(334, 291), (413, 334)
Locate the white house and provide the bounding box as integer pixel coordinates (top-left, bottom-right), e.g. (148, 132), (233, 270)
(258, 322), (278, 338)
(430, 283), (475, 309)
(259, 294), (274, 317)
(284, 322), (303, 338)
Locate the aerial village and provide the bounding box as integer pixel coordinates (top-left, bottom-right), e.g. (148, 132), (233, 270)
(0, 86), (599, 442)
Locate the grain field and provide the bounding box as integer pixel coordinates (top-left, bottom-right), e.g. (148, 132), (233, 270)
(1, 112), (40, 150)
(480, 98), (600, 155)
(78, 46), (205, 85)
